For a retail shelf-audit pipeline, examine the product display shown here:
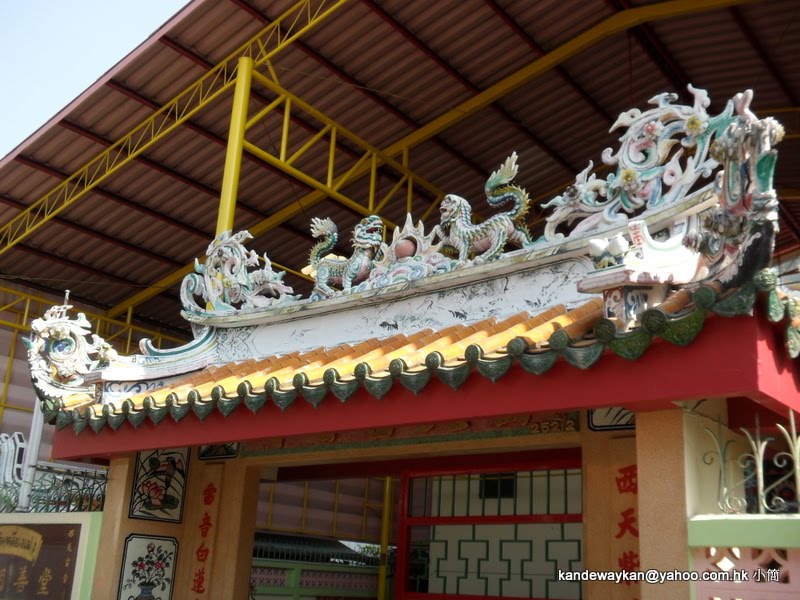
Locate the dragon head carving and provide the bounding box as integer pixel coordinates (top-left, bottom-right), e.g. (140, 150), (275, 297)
(439, 194), (469, 226)
(352, 215), (384, 250)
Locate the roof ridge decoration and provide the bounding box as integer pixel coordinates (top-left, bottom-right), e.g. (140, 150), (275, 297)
(431, 151), (535, 264)
(578, 87), (782, 330)
(24, 294), (118, 414)
(309, 214), (384, 299)
(181, 230), (300, 312)
(543, 85), (739, 241)
(24, 87), (796, 432)
(43, 267), (794, 435)
(178, 86), (783, 321)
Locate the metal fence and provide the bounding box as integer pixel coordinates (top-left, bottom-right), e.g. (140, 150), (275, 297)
(703, 410), (798, 514)
(0, 461), (106, 513)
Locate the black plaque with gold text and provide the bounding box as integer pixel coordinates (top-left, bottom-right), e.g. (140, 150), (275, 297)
(0, 524), (80, 599)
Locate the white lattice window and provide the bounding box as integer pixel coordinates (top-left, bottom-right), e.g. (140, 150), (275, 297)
(693, 547), (800, 599)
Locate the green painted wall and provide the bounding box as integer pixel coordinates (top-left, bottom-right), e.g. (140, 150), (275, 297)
(688, 515), (800, 549)
(77, 512), (103, 600)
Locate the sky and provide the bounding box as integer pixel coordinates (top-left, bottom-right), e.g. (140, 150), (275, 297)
(0, 0), (189, 159)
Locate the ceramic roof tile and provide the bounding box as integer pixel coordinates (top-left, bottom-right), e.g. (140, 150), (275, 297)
(106, 302), (599, 415)
(54, 271), (787, 436)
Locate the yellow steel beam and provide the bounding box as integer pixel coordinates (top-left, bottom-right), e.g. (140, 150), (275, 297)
(0, 0), (350, 258)
(0, 325), (20, 423)
(242, 69), (444, 224)
(0, 285), (186, 354)
(762, 107), (800, 114)
(109, 0), (756, 315)
(217, 57), (255, 236)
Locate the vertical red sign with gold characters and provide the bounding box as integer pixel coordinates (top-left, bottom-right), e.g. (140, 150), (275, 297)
(610, 438), (640, 600)
(0, 524), (80, 599)
(188, 464), (223, 600)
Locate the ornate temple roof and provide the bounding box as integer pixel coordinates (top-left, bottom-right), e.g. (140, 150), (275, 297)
(37, 269), (798, 436)
(1, 1), (799, 336)
(22, 86), (800, 449)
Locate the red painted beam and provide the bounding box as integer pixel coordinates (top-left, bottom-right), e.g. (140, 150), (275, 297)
(51, 313), (799, 460)
(276, 449), (581, 481)
(752, 307), (800, 412)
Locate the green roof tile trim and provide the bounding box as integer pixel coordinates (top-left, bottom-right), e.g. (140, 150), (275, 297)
(426, 352), (472, 389)
(562, 343), (605, 370)
(71, 414), (87, 435)
(758, 268), (800, 359)
(60, 269), (800, 433)
(216, 392), (240, 417)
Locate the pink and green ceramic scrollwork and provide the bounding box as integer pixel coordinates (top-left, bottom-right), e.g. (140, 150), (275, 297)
(542, 85), (739, 241)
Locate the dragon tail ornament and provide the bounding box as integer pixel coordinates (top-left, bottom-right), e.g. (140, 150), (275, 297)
(484, 151), (531, 222)
(309, 217), (339, 268)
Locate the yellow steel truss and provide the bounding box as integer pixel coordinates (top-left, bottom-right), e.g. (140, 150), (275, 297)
(241, 68), (444, 223)
(107, 61), (444, 318)
(106, 0), (761, 317)
(0, 0), (349, 258)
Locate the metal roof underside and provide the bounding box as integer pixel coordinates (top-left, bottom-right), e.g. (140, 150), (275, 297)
(0, 0), (798, 337)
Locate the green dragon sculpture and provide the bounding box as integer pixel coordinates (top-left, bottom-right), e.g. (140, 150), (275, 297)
(432, 152), (534, 263)
(309, 214), (384, 299)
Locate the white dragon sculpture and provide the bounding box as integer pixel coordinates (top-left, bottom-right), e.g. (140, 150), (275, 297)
(181, 230), (298, 314)
(432, 152), (534, 263)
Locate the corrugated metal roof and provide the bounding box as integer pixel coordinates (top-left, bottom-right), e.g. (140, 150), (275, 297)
(0, 0), (798, 335)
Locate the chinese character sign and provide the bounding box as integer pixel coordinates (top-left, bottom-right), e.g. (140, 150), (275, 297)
(0, 524), (81, 599)
(188, 463), (223, 600)
(610, 438), (640, 600)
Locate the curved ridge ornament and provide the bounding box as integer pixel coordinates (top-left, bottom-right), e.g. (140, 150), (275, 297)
(24, 293), (117, 409)
(683, 89), (784, 288)
(181, 230), (299, 314)
(179, 88), (784, 315)
(542, 85), (736, 241)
